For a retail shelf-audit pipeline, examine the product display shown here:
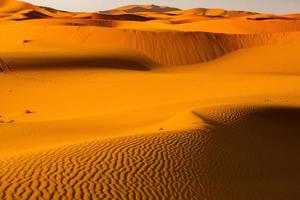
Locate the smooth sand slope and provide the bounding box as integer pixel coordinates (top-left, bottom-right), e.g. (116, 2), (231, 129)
(0, 1), (300, 199)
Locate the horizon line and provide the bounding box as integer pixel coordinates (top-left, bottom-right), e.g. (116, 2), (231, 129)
(20, 0), (300, 15)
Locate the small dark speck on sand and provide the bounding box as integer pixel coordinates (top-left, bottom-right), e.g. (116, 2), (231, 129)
(23, 40), (32, 44)
(25, 110), (35, 114)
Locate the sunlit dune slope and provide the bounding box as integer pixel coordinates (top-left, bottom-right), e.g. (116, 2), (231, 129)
(245, 14), (295, 20)
(0, 1), (79, 22)
(284, 13), (300, 19)
(14, 9), (52, 20)
(167, 43), (300, 74)
(1, 1), (300, 34)
(1, 66), (300, 157)
(1, 1), (300, 199)
(168, 7), (256, 17)
(11, 13), (300, 34)
(0, 106), (299, 199)
(102, 4), (180, 14)
(1, 24), (300, 67)
(0, 0), (34, 13)
(171, 18), (300, 33)
(0, 2), (299, 68)
(0, 0), (51, 15)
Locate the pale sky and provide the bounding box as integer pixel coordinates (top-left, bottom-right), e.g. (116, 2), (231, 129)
(23, 0), (300, 14)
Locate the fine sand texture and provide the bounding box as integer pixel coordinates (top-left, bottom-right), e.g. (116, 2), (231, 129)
(1, 1), (300, 199)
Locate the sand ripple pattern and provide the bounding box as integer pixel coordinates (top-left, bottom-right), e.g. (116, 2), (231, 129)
(0, 106), (299, 199)
(0, 130), (211, 200)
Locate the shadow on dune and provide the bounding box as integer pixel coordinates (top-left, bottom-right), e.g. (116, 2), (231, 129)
(0, 106), (299, 199)
(90, 13), (155, 21)
(14, 10), (51, 20)
(5, 55), (155, 71)
(195, 106), (300, 199)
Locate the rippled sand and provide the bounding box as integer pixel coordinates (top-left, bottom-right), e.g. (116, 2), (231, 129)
(1, 1), (300, 199)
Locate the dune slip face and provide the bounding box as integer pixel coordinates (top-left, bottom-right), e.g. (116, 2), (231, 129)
(1, 0), (300, 199)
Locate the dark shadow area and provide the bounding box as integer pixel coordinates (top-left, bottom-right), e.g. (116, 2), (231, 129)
(14, 10), (51, 21)
(6, 55), (155, 71)
(246, 17), (295, 21)
(196, 106), (300, 199)
(90, 14), (155, 21)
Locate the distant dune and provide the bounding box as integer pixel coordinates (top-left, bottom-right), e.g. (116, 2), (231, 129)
(102, 4), (180, 14)
(0, 0), (34, 13)
(245, 14), (295, 21)
(1, 1), (300, 199)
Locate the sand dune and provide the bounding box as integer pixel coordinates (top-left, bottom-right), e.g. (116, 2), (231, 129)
(167, 7), (256, 18)
(0, 129), (209, 199)
(168, 43), (300, 74)
(245, 14), (295, 21)
(0, 106), (299, 199)
(89, 13), (154, 21)
(205, 8), (227, 17)
(15, 9), (51, 20)
(1, 1), (300, 199)
(284, 13), (300, 19)
(0, 50), (154, 71)
(1, 24), (300, 67)
(103, 4), (180, 14)
(0, 0), (34, 13)
(0, 0), (55, 21)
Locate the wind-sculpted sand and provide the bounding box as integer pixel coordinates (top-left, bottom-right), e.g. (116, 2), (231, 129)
(1, 0), (300, 199)
(0, 106), (299, 199)
(1, 26), (300, 67)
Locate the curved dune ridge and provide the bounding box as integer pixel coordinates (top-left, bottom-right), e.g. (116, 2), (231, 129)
(0, 1), (300, 69)
(245, 14), (297, 21)
(0, 106), (299, 199)
(1, 25), (300, 68)
(0, 0), (54, 19)
(0, 0), (34, 13)
(15, 9), (51, 19)
(1, 1), (300, 199)
(170, 43), (300, 74)
(102, 4), (180, 14)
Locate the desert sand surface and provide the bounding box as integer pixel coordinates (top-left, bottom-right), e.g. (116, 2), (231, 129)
(0, 0), (300, 199)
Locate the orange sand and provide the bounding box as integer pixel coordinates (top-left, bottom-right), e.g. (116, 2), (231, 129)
(0, 1), (300, 199)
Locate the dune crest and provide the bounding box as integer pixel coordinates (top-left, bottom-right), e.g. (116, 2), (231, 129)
(0, 106), (299, 199)
(103, 4), (180, 14)
(0, 0), (34, 13)
(1, 25), (300, 68)
(1, 1), (300, 199)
